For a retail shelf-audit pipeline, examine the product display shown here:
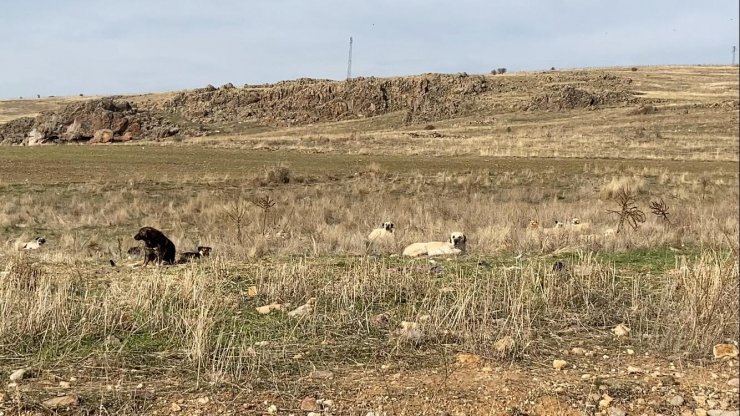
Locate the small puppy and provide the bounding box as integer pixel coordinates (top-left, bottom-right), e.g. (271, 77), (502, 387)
(22, 236), (46, 250)
(133, 227), (176, 265)
(177, 246), (213, 264)
(402, 232), (467, 257)
(368, 222), (395, 242)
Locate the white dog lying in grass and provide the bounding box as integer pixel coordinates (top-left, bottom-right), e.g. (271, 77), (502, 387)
(367, 222), (395, 242)
(22, 236), (46, 250)
(402, 232), (467, 257)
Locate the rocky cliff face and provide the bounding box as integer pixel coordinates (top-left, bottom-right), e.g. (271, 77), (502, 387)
(0, 98), (184, 145)
(0, 71), (640, 145)
(156, 74), (489, 127)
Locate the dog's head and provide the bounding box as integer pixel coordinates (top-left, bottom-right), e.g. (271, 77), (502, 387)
(134, 227), (161, 242)
(554, 220), (564, 228)
(197, 246), (213, 256)
(35, 237), (46, 245)
(382, 222), (395, 232)
(449, 232), (467, 248)
(571, 218), (581, 225)
(528, 220), (540, 229)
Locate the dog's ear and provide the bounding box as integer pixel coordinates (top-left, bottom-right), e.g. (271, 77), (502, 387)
(462, 234), (467, 243)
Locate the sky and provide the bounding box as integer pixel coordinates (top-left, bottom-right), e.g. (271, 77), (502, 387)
(0, 0), (737, 98)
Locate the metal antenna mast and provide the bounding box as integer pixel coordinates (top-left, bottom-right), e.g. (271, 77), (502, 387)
(733, 46), (737, 65)
(346, 36), (353, 80)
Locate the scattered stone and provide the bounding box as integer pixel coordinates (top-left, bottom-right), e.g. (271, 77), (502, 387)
(92, 128), (114, 143)
(494, 336), (515, 354)
(599, 394), (614, 408)
(300, 397), (320, 411)
(669, 395), (685, 406)
(370, 313), (390, 329)
(612, 324), (631, 337)
(457, 353), (482, 364)
(553, 359), (568, 370)
(727, 378), (739, 387)
(627, 365), (643, 374)
(59, 381), (71, 388)
(307, 413), (321, 416)
(609, 406), (626, 416)
(396, 321), (424, 344)
(9, 368), (27, 381)
(627, 349), (635, 355)
(170, 403), (182, 412)
(255, 303), (284, 314)
(197, 397), (209, 405)
(713, 344), (739, 360)
(42, 394), (79, 409)
(571, 347), (586, 355)
(309, 370), (334, 380)
(267, 404), (278, 414)
(246, 286), (258, 297)
(288, 298), (316, 318)
(707, 411), (739, 416)
(254, 341), (269, 347)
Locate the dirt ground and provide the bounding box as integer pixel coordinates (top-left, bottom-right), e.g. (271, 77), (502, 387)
(2, 337), (738, 415)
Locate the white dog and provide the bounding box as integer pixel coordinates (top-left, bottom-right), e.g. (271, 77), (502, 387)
(22, 236), (46, 250)
(566, 217), (591, 233)
(402, 232), (467, 257)
(368, 222), (395, 242)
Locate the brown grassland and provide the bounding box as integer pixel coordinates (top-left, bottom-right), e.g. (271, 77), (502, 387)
(0, 65), (738, 415)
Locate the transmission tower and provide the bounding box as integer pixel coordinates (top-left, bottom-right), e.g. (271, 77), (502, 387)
(733, 46), (737, 65)
(346, 36), (353, 80)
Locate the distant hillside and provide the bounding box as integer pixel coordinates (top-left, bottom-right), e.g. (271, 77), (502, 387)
(0, 66), (736, 146)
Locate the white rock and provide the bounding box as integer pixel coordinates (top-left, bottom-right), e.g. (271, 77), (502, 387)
(267, 404), (278, 414)
(9, 369), (27, 381)
(727, 378), (739, 387)
(609, 406), (626, 416)
(553, 359), (568, 370)
(288, 298), (316, 318)
(612, 324), (631, 337)
(627, 366), (643, 374)
(669, 395), (685, 406)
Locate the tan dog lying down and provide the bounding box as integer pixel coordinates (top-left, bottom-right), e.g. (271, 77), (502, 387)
(402, 232), (467, 257)
(367, 222), (395, 242)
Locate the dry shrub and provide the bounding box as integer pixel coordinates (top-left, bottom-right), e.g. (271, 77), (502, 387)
(640, 252), (739, 356)
(257, 163), (292, 185)
(599, 175), (646, 201)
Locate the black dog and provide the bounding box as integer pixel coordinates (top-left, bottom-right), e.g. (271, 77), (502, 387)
(133, 227), (176, 265)
(177, 246), (213, 264)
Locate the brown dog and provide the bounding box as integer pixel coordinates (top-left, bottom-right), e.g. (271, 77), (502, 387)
(133, 227), (176, 265)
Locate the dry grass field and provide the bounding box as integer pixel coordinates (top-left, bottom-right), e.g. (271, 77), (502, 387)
(0, 65), (738, 415)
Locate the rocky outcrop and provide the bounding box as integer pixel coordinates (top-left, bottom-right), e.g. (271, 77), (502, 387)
(0, 71), (644, 145)
(155, 74), (490, 127)
(0, 98), (186, 145)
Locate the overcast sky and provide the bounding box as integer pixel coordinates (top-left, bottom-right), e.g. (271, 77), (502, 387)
(0, 0), (737, 98)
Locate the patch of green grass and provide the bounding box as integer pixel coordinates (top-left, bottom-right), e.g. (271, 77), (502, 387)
(597, 246), (698, 274)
